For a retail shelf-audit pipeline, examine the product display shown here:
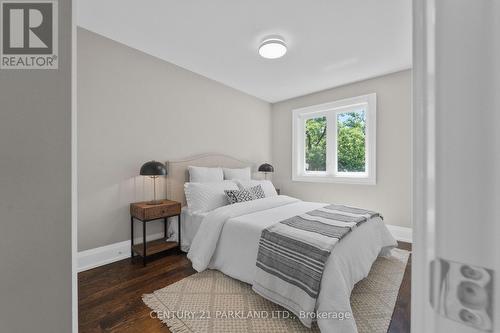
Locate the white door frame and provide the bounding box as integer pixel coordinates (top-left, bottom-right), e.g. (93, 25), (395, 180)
(71, 0), (78, 331)
(412, 0), (437, 331)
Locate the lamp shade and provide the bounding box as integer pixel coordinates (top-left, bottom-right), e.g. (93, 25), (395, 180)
(140, 161), (167, 176)
(258, 163), (274, 173)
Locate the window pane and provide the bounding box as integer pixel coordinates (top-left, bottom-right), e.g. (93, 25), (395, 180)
(305, 117), (327, 171)
(337, 110), (366, 172)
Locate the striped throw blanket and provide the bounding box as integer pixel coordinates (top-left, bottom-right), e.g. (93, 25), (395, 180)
(252, 204), (380, 327)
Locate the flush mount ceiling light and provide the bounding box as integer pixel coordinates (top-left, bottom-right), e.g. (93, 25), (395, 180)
(259, 35), (287, 59)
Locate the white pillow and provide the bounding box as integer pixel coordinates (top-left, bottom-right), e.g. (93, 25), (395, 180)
(235, 180), (278, 198)
(184, 181), (239, 213)
(223, 167), (251, 181)
(188, 166), (223, 183)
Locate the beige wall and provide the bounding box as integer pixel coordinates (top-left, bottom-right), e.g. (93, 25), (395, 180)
(271, 70), (411, 228)
(77, 28), (271, 251)
(0, 1), (73, 332)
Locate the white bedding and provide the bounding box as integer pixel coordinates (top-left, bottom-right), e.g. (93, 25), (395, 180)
(187, 195), (397, 333)
(168, 208), (207, 252)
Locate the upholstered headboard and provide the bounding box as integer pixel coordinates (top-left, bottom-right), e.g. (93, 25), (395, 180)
(165, 153), (255, 206)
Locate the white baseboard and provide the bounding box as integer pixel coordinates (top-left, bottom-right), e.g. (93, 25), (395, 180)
(79, 225), (412, 272)
(386, 225), (413, 243)
(78, 232), (165, 272)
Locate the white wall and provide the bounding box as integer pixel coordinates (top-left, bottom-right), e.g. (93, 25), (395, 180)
(0, 2), (73, 332)
(77, 28), (271, 251)
(271, 70), (411, 228)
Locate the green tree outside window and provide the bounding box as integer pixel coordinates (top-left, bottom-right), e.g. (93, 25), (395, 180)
(337, 111), (366, 172)
(304, 111), (366, 173)
(305, 117), (327, 171)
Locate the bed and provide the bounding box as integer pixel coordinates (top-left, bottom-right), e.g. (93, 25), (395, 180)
(179, 207), (207, 252)
(165, 154), (397, 333)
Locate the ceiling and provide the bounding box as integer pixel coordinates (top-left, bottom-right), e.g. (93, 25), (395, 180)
(77, 0), (412, 103)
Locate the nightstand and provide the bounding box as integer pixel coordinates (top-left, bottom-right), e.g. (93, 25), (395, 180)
(130, 200), (181, 266)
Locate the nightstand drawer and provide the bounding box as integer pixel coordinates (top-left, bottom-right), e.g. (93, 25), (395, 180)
(143, 204), (180, 220)
(130, 200), (181, 220)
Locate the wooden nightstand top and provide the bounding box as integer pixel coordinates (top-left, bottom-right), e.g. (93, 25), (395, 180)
(130, 200), (181, 221)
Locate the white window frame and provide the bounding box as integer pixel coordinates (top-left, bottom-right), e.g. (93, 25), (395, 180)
(292, 93), (376, 185)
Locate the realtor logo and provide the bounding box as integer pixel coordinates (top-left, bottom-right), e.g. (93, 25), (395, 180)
(1, 0), (58, 69)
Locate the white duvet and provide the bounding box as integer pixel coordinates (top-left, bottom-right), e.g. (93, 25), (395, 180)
(187, 195), (397, 333)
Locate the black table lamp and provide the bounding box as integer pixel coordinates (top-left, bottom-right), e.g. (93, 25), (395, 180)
(258, 163), (274, 180)
(140, 161), (167, 205)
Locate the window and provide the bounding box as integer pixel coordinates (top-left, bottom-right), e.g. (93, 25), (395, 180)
(292, 93), (376, 184)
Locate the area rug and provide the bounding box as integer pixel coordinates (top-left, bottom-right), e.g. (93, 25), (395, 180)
(143, 248), (409, 333)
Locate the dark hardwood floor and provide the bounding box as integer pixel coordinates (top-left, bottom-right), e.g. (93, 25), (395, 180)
(387, 242), (412, 333)
(79, 242), (412, 333)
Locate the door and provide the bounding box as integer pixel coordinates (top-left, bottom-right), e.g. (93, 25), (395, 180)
(413, 0), (499, 332)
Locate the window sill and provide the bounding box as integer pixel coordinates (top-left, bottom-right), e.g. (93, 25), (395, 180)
(292, 174), (376, 185)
